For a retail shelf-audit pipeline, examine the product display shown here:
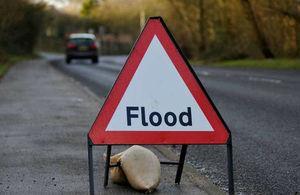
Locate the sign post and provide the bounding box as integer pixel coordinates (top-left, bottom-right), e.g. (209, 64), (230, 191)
(227, 135), (234, 194)
(87, 17), (234, 195)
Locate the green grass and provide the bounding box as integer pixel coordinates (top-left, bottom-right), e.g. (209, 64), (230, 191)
(192, 58), (300, 69)
(0, 63), (9, 78)
(214, 59), (300, 69)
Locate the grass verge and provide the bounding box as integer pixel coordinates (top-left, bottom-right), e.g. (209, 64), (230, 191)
(0, 64), (9, 78)
(192, 58), (300, 69)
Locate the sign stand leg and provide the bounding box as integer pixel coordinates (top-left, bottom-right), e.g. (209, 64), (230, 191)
(104, 145), (111, 188)
(227, 136), (235, 195)
(87, 137), (94, 195)
(175, 144), (188, 184)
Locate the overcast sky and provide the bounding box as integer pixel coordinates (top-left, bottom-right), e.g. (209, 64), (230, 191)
(37, 0), (73, 8)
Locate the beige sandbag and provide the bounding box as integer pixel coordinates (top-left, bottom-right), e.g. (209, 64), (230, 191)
(120, 145), (161, 192)
(108, 152), (127, 184)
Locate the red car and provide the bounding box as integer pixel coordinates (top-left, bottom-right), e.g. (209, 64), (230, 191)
(65, 33), (99, 64)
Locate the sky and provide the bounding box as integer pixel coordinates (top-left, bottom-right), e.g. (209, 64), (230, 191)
(37, 0), (71, 8)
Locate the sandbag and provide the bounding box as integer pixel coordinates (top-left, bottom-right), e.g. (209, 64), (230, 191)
(120, 145), (161, 192)
(108, 152), (127, 184)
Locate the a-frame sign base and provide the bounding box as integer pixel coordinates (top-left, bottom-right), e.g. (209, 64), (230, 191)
(87, 136), (234, 195)
(87, 17), (234, 195)
(87, 137), (189, 190)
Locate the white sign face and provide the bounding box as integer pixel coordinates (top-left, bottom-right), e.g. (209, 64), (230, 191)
(106, 36), (213, 131)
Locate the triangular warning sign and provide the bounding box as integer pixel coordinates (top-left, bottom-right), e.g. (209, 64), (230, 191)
(88, 17), (229, 145)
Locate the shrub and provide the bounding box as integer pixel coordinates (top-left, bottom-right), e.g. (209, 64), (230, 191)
(0, 0), (45, 55)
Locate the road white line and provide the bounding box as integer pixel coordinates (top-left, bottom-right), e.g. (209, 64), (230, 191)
(248, 76), (282, 84)
(198, 71), (210, 76)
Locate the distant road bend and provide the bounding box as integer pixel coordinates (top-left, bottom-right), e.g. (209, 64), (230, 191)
(44, 53), (300, 194)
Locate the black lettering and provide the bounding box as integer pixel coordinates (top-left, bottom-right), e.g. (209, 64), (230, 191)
(164, 112), (177, 126)
(141, 107), (148, 126)
(149, 112), (162, 126)
(179, 107), (192, 126)
(126, 106), (139, 126)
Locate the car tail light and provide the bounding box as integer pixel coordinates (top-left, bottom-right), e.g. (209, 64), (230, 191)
(90, 43), (97, 49)
(67, 43), (76, 49)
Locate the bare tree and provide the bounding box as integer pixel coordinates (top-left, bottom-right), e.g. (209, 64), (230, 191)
(198, 0), (205, 51)
(240, 0), (274, 58)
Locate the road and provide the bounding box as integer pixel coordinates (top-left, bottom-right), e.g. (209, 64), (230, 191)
(45, 53), (300, 194)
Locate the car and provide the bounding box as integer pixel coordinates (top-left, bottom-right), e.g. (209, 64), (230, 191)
(65, 33), (99, 64)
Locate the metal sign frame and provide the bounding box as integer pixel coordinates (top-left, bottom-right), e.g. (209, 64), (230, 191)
(87, 17), (234, 195)
(87, 138), (234, 195)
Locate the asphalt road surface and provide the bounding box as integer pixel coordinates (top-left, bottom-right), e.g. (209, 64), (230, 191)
(45, 53), (300, 194)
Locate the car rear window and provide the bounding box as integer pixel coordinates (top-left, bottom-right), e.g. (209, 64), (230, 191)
(69, 38), (94, 45)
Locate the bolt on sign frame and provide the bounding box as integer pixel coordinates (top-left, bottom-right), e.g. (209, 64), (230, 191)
(87, 17), (234, 195)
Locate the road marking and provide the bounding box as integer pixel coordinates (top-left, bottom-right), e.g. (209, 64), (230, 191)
(198, 71), (210, 76)
(248, 76), (282, 84)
